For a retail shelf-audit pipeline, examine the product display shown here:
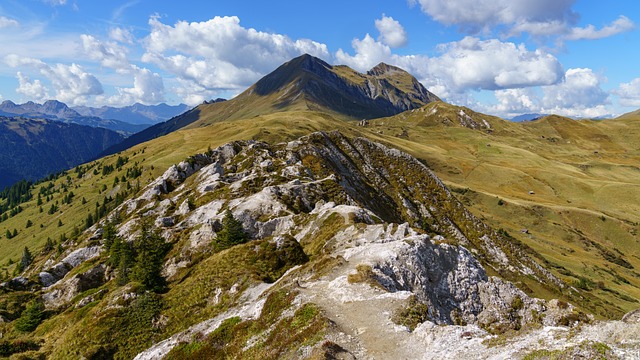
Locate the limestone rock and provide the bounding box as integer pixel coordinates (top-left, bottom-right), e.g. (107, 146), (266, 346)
(43, 264), (106, 309)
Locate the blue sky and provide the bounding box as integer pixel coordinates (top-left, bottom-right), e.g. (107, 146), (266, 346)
(0, 0), (638, 118)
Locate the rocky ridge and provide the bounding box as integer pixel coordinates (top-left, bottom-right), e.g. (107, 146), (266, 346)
(11, 131), (640, 358)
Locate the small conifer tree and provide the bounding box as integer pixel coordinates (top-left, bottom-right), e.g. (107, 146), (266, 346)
(18, 246), (33, 272)
(214, 210), (247, 251)
(14, 301), (44, 332)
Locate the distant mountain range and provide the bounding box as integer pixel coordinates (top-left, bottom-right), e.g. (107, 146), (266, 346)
(73, 102), (190, 125)
(510, 113), (548, 122)
(0, 100), (190, 135)
(0, 116), (124, 189)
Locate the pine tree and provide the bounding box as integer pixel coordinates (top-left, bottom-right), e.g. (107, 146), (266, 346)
(43, 237), (55, 253)
(25, 219), (33, 228)
(214, 210), (247, 251)
(103, 220), (117, 251)
(131, 221), (169, 292)
(18, 246), (33, 272)
(85, 213), (94, 229)
(14, 301), (44, 332)
(109, 237), (134, 286)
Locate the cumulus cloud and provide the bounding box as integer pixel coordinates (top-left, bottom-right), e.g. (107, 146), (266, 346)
(542, 68), (607, 108)
(614, 78), (640, 108)
(480, 68), (612, 118)
(104, 66), (165, 106)
(335, 34), (394, 72)
(564, 16), (635, 40)
(80, 34), (165, 105)
(140, 15), (330, 103)
(16, 72), (49, 101)
(487, 88), (539, 117)
(5, 54), (103, 105)
(0, 16), (19, 28)
(81, 34), (130, 70)
(336, 35), (563, 99)
(375, 15), (407, 48)
(428, 37), (564, 90)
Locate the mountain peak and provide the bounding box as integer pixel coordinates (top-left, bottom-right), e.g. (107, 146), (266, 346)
(247, 54), (439, 120)
(367, 62), (404, 76)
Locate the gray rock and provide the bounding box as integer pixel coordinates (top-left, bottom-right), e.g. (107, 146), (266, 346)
(39, 272), (57, 287)
(156, 216), (175, 227)
(623, 308), (640, 324)
(43, 264), (106, 309)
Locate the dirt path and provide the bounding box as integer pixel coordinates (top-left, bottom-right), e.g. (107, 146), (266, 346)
(298, 258), (415, 359)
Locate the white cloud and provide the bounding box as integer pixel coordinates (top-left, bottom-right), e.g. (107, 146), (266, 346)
(0, 16), (19, 28)
(489, 88), (539, 116)
(335, 34), (394, 71)
(141, 15), (330, 103)
(410, 0), (634, 42)
(109, 27), (135, 44)
(614, 78), (640, 108)
(410, 0), (577, 34)
(336, 35), (564, 99)
(481, 68), (612, 118)
(375, 15), (407, 48)
(539, 68), (610, 117)
(564, 16), (635, 40)
(542, 68), (607, 108)
(5, 54), (103, 105)
(80, 34), (165, 105)
(103, 65), (165, 106)
(16, 72), (49, 101)
(81, 34), (130, 70)
(429, 37), (564, 90)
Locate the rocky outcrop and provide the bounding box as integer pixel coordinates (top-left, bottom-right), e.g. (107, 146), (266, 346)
(38, 246), (102, 288)
(43, 264), (106, 309)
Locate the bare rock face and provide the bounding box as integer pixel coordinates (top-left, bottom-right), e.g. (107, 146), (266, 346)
(38, 246), (102, 288)
(43, 264), (106, 309)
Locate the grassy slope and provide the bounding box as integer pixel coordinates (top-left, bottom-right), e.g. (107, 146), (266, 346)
(364, 103), (640, 315)
(1, 103), (640, 319)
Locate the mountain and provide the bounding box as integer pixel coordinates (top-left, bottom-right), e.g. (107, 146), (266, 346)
(0, 131), (636, 358)
(100, 106), (205, 156)
(511, 113), (547, 122)
(0, 116), (124, 189)
(0, 55), (639, 358)
(101, 54), (440, 155)
(0, 100), (80, 120)
(0, 100), (150, 135)
(73, 103), (191, 125)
